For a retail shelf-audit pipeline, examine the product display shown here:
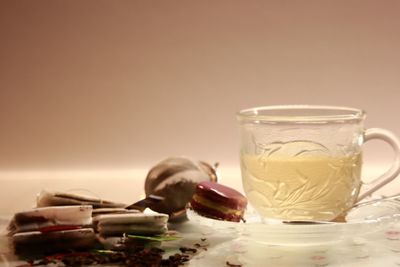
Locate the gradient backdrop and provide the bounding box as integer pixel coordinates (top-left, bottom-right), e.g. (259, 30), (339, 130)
(1, 1), (400, 211)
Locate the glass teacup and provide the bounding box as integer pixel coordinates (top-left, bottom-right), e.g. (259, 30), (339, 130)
(237, 105), (400, 221)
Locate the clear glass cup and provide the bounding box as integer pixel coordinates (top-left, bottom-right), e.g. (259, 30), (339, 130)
(237, 105), (400, 221)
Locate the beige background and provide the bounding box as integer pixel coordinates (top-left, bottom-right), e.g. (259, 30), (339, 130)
(1, 0), (400, 170)
(1, 1), (400, 210)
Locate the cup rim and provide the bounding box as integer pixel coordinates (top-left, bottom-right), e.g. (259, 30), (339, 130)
(236, 105), (366, 124)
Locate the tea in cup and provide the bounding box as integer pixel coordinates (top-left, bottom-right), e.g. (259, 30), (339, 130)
(237, 106), (400, 221)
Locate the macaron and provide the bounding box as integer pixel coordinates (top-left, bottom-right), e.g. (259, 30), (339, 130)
(190, 181), (247, 222)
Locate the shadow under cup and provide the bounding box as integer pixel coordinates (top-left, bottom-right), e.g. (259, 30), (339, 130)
(237, 106), (376, 222)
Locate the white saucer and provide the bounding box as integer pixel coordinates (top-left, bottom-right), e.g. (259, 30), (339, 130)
(187, 198), (400, 246)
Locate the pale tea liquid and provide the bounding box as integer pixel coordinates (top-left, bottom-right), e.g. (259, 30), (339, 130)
(241, 153), (362, 221)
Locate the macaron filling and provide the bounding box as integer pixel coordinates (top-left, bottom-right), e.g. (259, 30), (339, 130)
(191, 194), (244, 217)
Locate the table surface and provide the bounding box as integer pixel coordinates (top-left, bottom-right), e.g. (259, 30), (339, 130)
(1, 167), (400, 266)
(1, 210), (400, 267)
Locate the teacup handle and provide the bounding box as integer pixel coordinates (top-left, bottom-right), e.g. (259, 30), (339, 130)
(357, 128), (400, 202)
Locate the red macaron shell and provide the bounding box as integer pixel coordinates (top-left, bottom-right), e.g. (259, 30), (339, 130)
(194, 182), (247, 210)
